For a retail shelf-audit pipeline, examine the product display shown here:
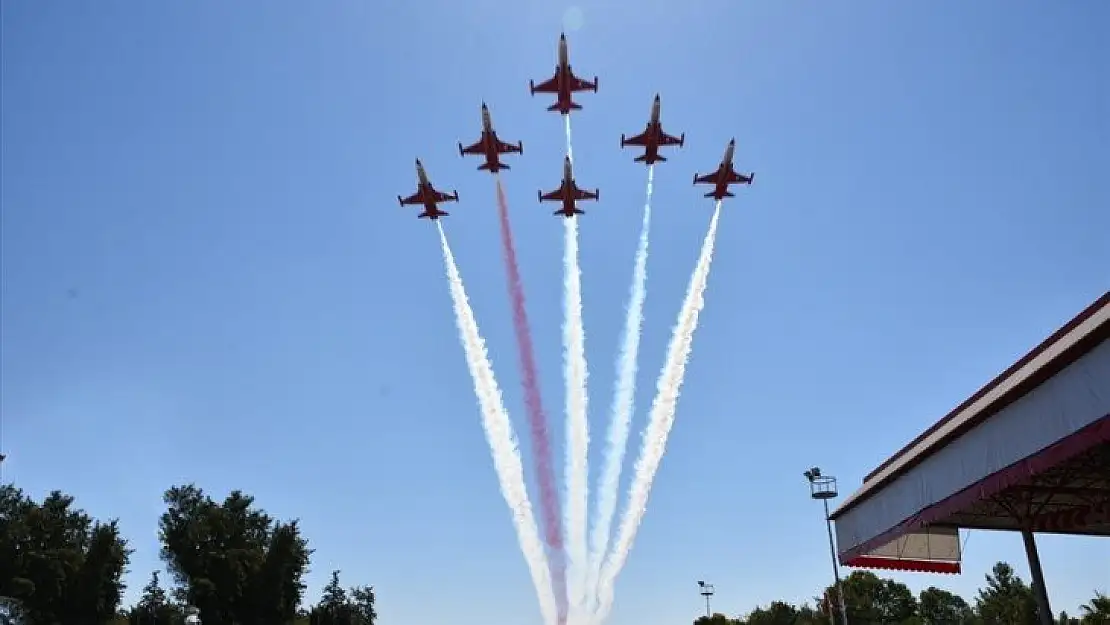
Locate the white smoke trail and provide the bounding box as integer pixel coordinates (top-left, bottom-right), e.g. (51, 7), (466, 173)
(560, 113), (590, 622)
(564, 115), (574, 163)
(593, 202), (723, 624)
(586, 165), (655, 615)
(437, 222), (558, 625)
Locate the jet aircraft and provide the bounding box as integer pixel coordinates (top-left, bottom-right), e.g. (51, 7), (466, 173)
(458, 103), (523, 173)
(538, 156), (599, 217)
(692, 139), (754, 200)
(620, 94), (685, 165)
(530, 33), (598, 115)
(397, 159), (459, 220)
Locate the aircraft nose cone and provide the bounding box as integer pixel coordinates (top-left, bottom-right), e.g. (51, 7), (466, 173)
(482, 102), (488, 110)
(560, 32), (566, 40)
(654, 94), (661, 102)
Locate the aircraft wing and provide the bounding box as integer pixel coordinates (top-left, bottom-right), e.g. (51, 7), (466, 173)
(573, 187), (598, 201)
(693, 172), (719, 185)
(723, 165), (752, 184)
(567, 73), (597, 92)
(459, 139), (485, 155)
(495, 138), (522, 154)
(539, 188), (564, 202)
(658, 131), (683, 146)
(532, 76), (560, 93)
(432, 188), (459, 203)
(399, 190), (425, 205)
(622, 128), (650, 146)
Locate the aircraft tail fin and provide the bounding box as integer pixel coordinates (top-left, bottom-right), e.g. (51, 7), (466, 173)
(550, 101), (583, 111)
(634, 154), (664, 163)
(704, 191), (734, 199)
(420, 210), (448, 219)
(555, 208), (585, 216)
(477, 162), (506, 171)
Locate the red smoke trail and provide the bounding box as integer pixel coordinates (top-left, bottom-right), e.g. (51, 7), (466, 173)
(495, 176), (568, 625)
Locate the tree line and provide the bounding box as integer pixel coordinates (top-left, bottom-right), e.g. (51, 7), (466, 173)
(695, 565), (1109, 625)
(2, 482), (1107, 625)
(0, 483), (375, 625)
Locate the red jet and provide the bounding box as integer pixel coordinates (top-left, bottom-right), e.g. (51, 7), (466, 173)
(458, 103), (523, 173)
(620, 94), (685, 165)
(692, 139), (755, 200)
(530, 33), (598, 115)
(538, 156), (599, 217)
(397, 159), (459, 220)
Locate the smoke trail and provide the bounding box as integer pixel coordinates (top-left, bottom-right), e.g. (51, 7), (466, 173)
(563, 214), (589, 617)
(594, 202), (723, 624)
(560, 112), (590, 621)
(494, 175), (569, 623)
(586, 165), (655, 614)
(437, 222), (558, 625)
(564, 115), (574, 162)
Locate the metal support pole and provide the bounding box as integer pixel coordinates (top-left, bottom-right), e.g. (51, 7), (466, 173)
(697, 581), (714, 618)
(824, 499), (849, 625)
(1020, 529), (1053, 625)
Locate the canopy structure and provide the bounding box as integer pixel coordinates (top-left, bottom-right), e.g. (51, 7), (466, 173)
(828, 291), (1110, 622)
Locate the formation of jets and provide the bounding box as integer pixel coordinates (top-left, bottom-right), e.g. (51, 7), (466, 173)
(397, 33), (754, 221)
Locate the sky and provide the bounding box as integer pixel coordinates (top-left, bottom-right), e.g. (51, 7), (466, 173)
(1, 0), (1108, 622)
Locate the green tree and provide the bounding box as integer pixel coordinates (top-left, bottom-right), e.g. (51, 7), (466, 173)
(158, 484), (312, 625)
(128, 571), (183, 625)
(308, 571), (377, 625)
(744, 601), (800, 625)
(311, 571), (350, 625)
(820, 571), (917, 624)
(1057, 610), (1079, 625)
(919, 586), (976, 624)
(1079, 591), (1110, 624)
(0, 597), (26, 625)
(693, 613), (740, 625)
(0, 485), (131, 625)
(975, 562), (1038, 625)
(349, 585), (377, 625)
(794, 604), (823, 625)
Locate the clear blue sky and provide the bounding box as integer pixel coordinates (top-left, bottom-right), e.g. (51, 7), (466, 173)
(2, 0), (1108, 621)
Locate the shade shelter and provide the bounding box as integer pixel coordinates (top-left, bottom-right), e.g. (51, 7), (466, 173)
(829, 291), (1110, 624)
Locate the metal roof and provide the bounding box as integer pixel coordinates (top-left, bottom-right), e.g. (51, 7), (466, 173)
(831, 290), (1110, 520)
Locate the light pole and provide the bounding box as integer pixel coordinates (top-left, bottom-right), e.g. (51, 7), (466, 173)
(696, 580), (715, 618)
(804, 467), (849, 625)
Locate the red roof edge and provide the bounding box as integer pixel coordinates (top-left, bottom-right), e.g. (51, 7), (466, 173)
(846, 555), (961, 575)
